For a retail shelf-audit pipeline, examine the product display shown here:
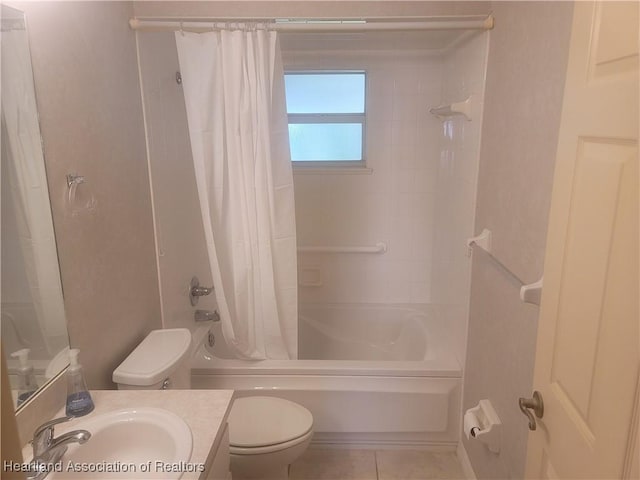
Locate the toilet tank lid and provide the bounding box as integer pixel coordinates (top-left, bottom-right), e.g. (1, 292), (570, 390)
(112, 328), (191, 386)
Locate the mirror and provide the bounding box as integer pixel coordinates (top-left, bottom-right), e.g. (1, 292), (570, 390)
(1, 4), (70, 411)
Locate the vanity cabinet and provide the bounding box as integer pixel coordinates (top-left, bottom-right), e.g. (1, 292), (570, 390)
(204, 423), (231, 480)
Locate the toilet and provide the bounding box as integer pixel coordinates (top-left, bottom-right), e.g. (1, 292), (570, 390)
(113, 328), (314, 480)
(228, 396), (313, 480)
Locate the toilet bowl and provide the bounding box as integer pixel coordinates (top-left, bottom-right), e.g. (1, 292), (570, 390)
(228, 396), (314, 480)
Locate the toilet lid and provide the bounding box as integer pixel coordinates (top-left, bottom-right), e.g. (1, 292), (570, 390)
(228, 396), (313, 448)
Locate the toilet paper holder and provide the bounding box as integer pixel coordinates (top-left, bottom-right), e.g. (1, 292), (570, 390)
(464, 399), (502, 454)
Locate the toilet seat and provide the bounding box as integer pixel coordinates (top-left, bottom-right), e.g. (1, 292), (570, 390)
(228, 396), (313, 455)
(229, 429), (314, 456)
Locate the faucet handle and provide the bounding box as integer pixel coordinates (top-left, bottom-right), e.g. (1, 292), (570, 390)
(34, 416), (73, 438)
(32, 416), (73, 455)
(189, 276), (214, 306)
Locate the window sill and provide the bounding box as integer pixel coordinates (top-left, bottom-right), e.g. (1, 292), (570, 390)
(292, 166), (373, 175)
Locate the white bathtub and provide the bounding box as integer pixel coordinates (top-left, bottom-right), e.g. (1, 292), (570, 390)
(191, 304), (462, 448)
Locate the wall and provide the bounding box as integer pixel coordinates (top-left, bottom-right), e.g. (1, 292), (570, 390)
(290, 50), (443, 305)
(133, 1), (491, 20)
(430, 31), (489, 364)
(136, 32), (217, 331)
(16, 1), (162, 389)
(462, 2), (574, 479)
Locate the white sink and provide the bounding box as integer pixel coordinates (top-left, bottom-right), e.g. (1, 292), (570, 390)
(49, 408), (193, 479)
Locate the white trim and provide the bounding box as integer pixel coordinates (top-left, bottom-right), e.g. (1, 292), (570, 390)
(457, 442), (478, 480)
(311, 434), (459, 450)
(293, 166), (373, 175)
(134, 31), (165, 326)
(298, 242), (386, 254)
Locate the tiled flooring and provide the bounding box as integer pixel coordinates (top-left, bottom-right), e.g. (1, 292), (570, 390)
(289, 448), (465, 480)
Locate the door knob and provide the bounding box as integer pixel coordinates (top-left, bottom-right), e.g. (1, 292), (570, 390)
(519, 390), (544, 431)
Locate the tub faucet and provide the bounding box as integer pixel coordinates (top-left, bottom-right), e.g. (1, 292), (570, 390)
(195, 309), (220, 323)
(27, 416), (91, 480)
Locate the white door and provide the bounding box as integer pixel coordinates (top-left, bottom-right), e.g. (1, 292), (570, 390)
(525, 1), (639, 479)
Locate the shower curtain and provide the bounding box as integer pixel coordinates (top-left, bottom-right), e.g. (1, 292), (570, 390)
(176, 27), (298, 360)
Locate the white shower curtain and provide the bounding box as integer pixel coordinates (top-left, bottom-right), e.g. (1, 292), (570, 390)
(176, 27), (298, 359)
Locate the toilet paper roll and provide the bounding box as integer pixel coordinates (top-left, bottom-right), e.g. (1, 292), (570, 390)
(464, 410), (482, 440)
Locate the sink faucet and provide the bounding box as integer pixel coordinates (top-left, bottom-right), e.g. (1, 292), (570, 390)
(27, 416), (91, 480)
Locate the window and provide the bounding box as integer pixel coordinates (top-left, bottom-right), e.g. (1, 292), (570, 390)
(284, 71), (366, 166)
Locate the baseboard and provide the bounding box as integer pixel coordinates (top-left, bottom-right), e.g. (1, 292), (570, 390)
(457, 442), (477, 480)
(310, 433), (458, 451)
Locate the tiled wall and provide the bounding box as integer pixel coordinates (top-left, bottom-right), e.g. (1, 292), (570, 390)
(462, 3), (574, 478)
(430, 32), (489, 364)
(15, 1), (162, 389)
(290, 52), (443, 305)
(136, 32), (217, 331)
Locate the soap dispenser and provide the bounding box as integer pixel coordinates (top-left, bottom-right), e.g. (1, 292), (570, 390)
(66, 349), (94, 416)
(10, 348), (38, 406)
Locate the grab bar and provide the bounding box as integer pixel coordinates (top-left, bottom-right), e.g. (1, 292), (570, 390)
(297, 242), (387, 254)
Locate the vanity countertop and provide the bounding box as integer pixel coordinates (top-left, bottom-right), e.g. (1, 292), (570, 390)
(22, 389), (234, 480)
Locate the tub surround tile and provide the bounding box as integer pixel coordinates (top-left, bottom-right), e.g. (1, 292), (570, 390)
(290, 448), (377, 480)
(375, 450), (465, 480)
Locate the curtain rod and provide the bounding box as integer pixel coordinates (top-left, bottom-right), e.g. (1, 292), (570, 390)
(129, 15), (494, 33)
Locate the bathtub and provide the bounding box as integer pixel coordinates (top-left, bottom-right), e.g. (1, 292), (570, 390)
(191, 304), (462, 448)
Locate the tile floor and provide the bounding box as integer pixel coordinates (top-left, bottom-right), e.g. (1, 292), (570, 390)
(289, 448), (466, 480)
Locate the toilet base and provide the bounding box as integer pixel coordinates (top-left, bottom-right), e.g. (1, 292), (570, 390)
(229, 432), (312, 480)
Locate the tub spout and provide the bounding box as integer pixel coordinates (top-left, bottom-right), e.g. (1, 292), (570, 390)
(195, 309), (220, 323)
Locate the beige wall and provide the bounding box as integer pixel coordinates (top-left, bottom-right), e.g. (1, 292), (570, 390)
(462, 2), (574, 479)
(16, 1), (161, 389)
(133, 1), (491, 19)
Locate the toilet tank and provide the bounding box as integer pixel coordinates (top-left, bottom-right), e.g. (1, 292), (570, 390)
(113, 328), (192, 390)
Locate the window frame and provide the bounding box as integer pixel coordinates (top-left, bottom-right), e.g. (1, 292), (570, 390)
(284, 70), (367, 168)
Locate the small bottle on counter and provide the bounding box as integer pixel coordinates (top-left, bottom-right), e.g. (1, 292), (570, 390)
(65, 349), (94, 416)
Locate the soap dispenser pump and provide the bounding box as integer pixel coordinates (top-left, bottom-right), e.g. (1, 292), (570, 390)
(66, 349), (94, 416)
(10, 348), (38, 406)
